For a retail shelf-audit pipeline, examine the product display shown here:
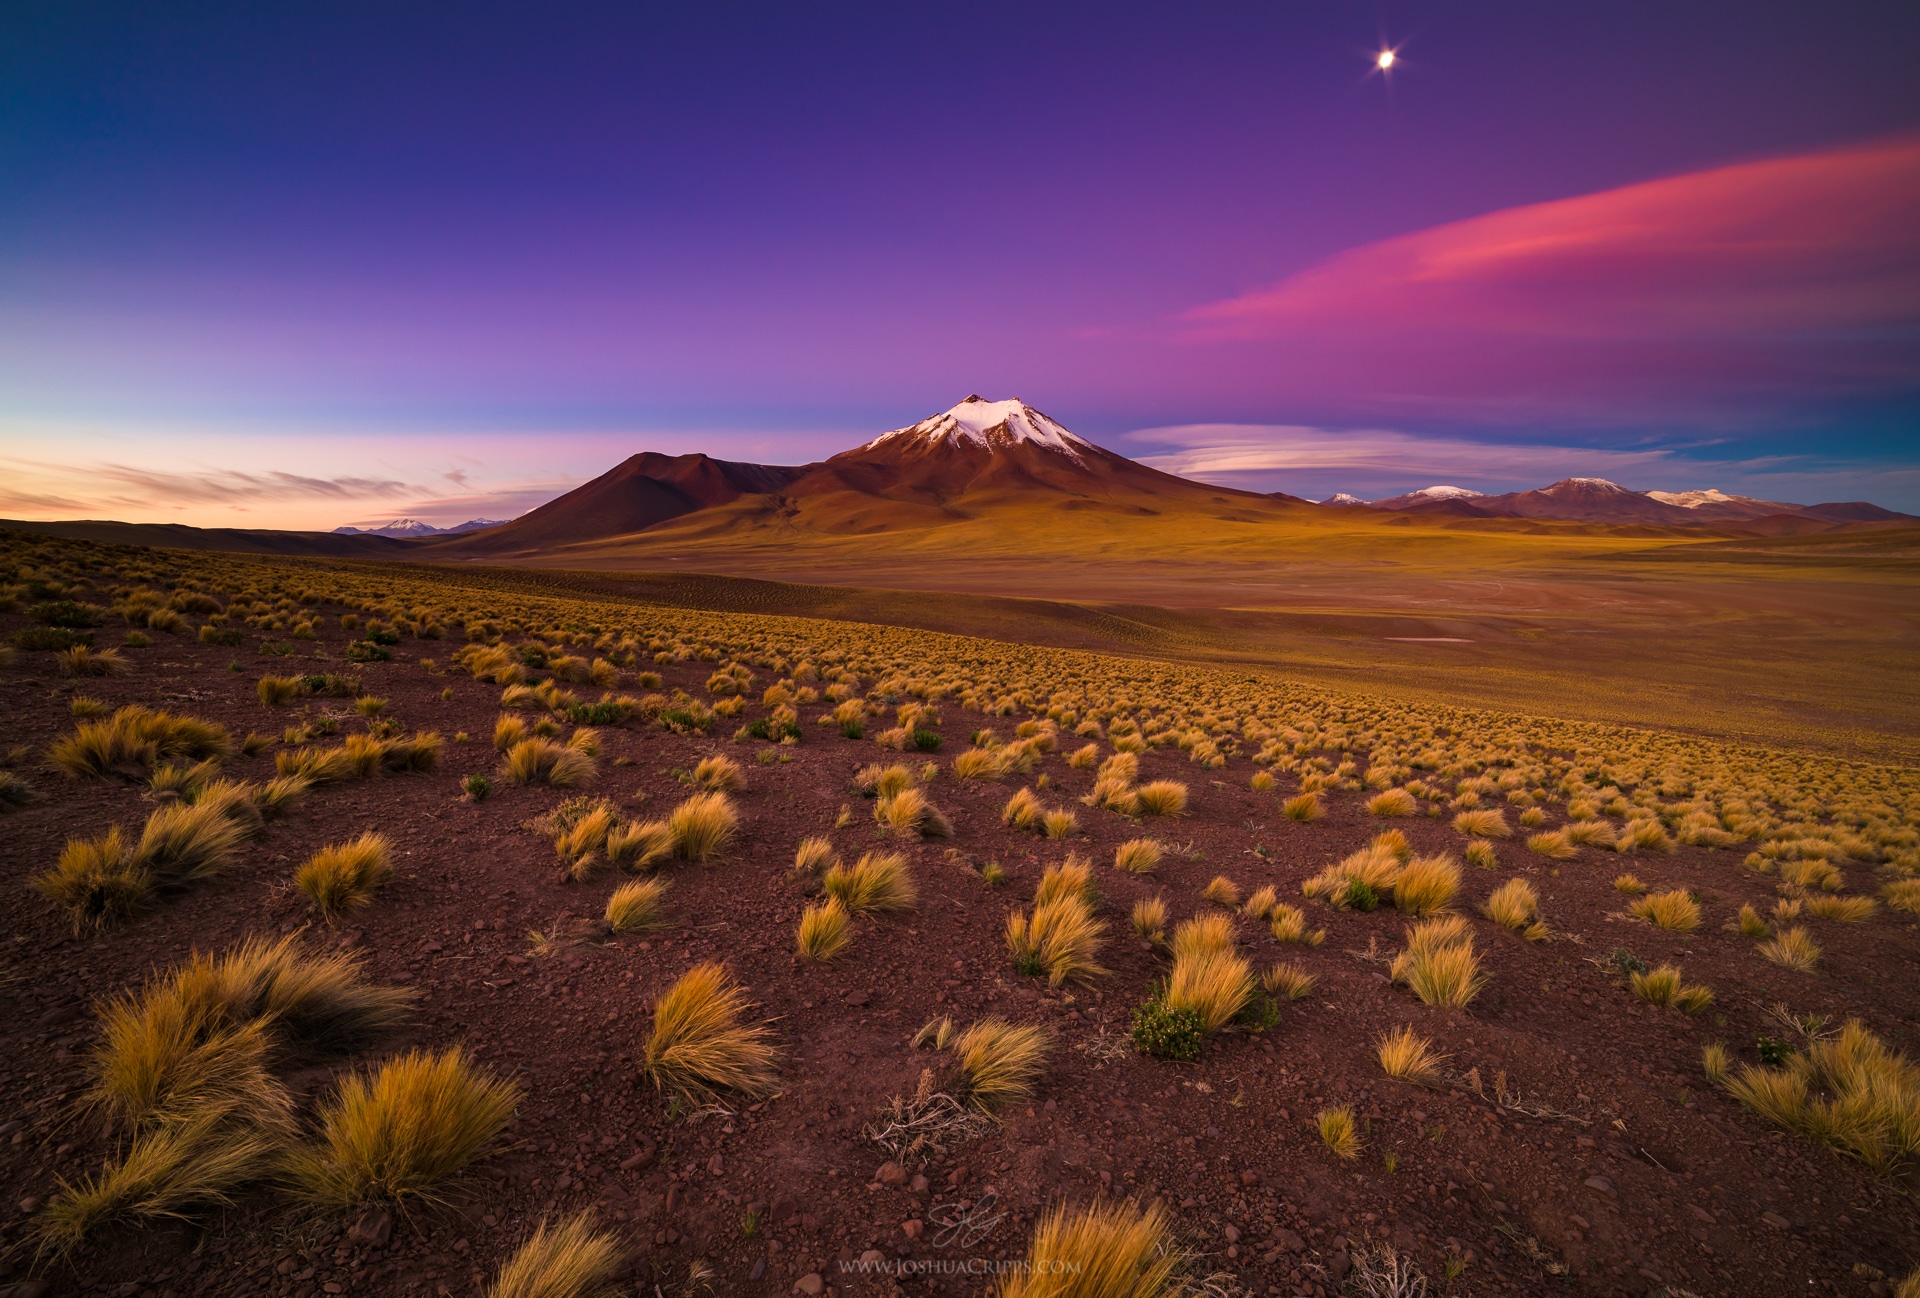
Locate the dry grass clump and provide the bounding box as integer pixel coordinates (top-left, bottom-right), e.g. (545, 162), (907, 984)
(1616, 817), (1676, 854)
(500, 735), (597, 787)
(1317, 1105), (1361, 1159)
(1302, 836), (1403, 911)
(1006, 898), (1108, 987)
(1243, 885), (1278, 921)
(796, 899), (852, 961)
(1003, 786), (1043, 831)
(1391, 854), (1459, 917)
(1390, 917), (1487, 1008)
(50, 705), (232, 779)
(1133, 780), (1189, 817)
(1629, 889), (1701, 932)
(605, 878), (671, 934)
(642, 962), (781, 1102)
(485, 1211), (625, 1298)
(58, 645), (129, 677)
(691, 754), (744, 792)
(1281, 793), (1323, 821)
(294, 833), (393, 918)
(1130, 897), (1168, 944)
(1565, 819), (1618, 849)
(876, 785), (953, 839)
(604, 819), (673, 872)
(1613, 873), (1647, 895)
(1083, 777), (1139, 816)
(1732, 903), (1771, 937)
(1805, 894), (1876, 923)
(1376, 1024), (1446, 1085)
(1884, 879), (1920, 914)
(667, 791), (738, 862)
(1269, 903), (1325, 946)
(1033, 859), (1097, 909)
(1715, 1019), (1920, 1177)
(1758, 926), (1821, 972)
(1164, 919), (1254, 1033)
(1463, 839), (1499, 870)
(1068, 743), (1100, 769)
(792, 835), (836, 878)
(494, 713), (528, 751)
(953, 1018), (1051, 1111)
(1480, 878), (1548, 940)
(824, 851), (917, 914)
(257, 675), (305, 706)
(1366, 788), (1416, 818)
(1262, 961), (1315, 1000)
(283, 1046), (520, 1206)
(1630, 965), (1714, 1014)
(1113, 838), (1162, 875)
(1525, 830), (1577, 861)
(1200, 875), (1240, 908)
(995, 1197), (1182, 1298)
(1452, 808), (1510, 839)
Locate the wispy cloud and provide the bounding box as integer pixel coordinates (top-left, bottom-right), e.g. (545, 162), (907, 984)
(1175, 134), (1920, 428)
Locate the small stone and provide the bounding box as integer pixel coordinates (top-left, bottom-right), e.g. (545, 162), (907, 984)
(859, 1249), (885, 1265)
(909, 1174), (929, 1194)
(793, 1274), (824, 1297)
(1576, 1136), (1596, 1149)
(1328, 1250), (1351, 1282)
(771, 1195), (797, 1222)
(1568, 1214), (1590, 1231)
(1582, 1176), (1614, 1197)
(947, 1165), (969, 1187)
(845, 990), (871, 1006)
(1238, 1169), (1260, 1186)
(620, 1142), (657, 1172)
(1689, 1204), (1715, 1224)
(421, 940), (443, 953)
(1, 1282), (52, 1298)
(348, 1207), (392, 1248)
(877, 1161), (908, 1187)
(902, 1219), (924, 1240)
(17, 1197), (42, 1215)
(1204, 1125), (1220, 1139)
(1043, 1099), (1056, 1114)
(1223, 1225), (1241, 1244)
(748, 1259), (767, 1281)
(1762, 1210), (1791, 1230)
(0, 1121), (21, 1138)
(708, 1153), (724, 1176)
(1276, 1229), (1305, 1253)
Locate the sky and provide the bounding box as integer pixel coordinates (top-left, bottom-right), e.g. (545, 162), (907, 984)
(2, 1), (1918, 526)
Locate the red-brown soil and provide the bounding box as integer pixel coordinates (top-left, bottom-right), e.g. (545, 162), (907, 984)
(2, 609), (1917, 1298)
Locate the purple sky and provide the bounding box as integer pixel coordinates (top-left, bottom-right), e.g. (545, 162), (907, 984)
(3, 2), (1918, 526)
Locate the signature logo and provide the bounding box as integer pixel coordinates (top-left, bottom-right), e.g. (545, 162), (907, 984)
(928, 1191), (1006, 1249)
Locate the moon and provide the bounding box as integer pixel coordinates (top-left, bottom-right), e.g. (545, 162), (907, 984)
(1377, 49), (1396, 70)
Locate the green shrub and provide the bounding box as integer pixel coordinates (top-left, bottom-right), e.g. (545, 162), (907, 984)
(1130, 995), (1205, 1061)
(345, 641), (391, 663)
(1233, 990), (1281, 1032)
(198, 626), (244, 647)
(1341, 879), (1380, 912)
(912, 729), (942, 752)
(464, 775), (491, 800)
(12, 626), (89, 651)
(32, 600), (103, 628)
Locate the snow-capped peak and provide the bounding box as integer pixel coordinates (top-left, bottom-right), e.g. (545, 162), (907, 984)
(334, 518), (441, 536)
(866, 396), (1092, 460)
(1321, 493), (1367, 506)
(1410, 485), (1483, 500)
(1646, 488), (1743, 508)
(1555, 477), (1628, 492)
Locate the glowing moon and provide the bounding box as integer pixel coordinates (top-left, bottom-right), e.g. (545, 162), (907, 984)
(1377, 49), (1396, 70)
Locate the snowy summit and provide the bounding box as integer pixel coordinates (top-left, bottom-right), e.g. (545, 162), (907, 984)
(865, 395), (1092, 460)
(1407, 485), (1484, 500)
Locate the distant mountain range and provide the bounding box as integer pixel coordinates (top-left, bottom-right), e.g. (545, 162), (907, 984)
(332, 518), (508, 537)
(1326, 478), (1908, 528)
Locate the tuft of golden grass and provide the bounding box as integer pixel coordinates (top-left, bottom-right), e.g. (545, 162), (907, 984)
(823, 851), (917, 914)
(1480, 878), (1548, 940)
(1631, 965), (1714, 1014)
(692, 754), (744, 792)
(1463, 839), (1498, 870)
(257, 675), (304, 706)
(283, 1046), (521, 1207)
(1002, 786), (1044, 831)
(1113, 838), (1162, 875)
(1249, 771), (1276, 792)
(1452, 807), (1510, 839)
(58, 645), (129, 677)
(1757, 925), (1821, 972)
(1133, 781), (1189, 817)
(1262, 961), (1315, 1000)
(1884, 879), (1920, 914)
(500, 736), (596, 787)
(792, 836), (836, 876)
(1629, 889), (1701, 932)
(1200, 875), (1240, 908)
(1525, 830), (1577, 861)
(995, 1197), (1182, 1298)
(1034, 859), (1097, 909)
(1615, 817), (1676, 854)
(605, 878), (671, 934)
(1805, 894), (1876, 923)
(1376, 1024), (1446, 1086)
(1613, 873), (1646, 895)
(1716, 1019), (1920, 1177)
(1067, 743), (1099, 770)
(875, 785), (953, 839)
(1702, 1041), (1731, 1085)
(1316, 1105), (1361, 1160)
(1269, 903), (1325, 946)
(1083, 777), (1140, 815)
(1041, 808), (1078, 838)
(294, 832), (393, 918)
(642, 962), (781, 1102)
(1565, 819), (1618, 849)
(35, 826), (151, 931)
(1243, 885), (1278, 921)
(485, 1211), (625, 1298)
(1005, 894), (1109, 987)
(954, 1018), (1051, 1111)
(1392, 854), (1459, 917)
(1390, 918), (1487, 1008)
(1169, 912), (1235, 963)
(795, 899), (852, 961)
(1165, 946), (1255, 1033)
(494, 713), (528, 751)
(667, 792), (737, 863)
(50, 704), (232, 780)
(604, 820), (672, 872)
(1130, 896), (1168, 943)
(1302, 839), (1402, 910)
(1732, 902), (1771, 937)
(1366, 788), (1416, 818)
(1281, 793), (1323, 822)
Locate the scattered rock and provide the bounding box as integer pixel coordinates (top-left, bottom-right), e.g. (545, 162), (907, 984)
(421, 940), (443, 953)
(909, 1174), (929, 1194)
(0, 1281), (53, 1298)
(793, 1274), (824, 1296)
(859, 1249), (885, 1265)
(17, 1197), (42, 1215)
(1238, 1168), (1260, 1186)
(845, 990), (871, 1006)
(1276, 1229), (1305, 1253)
(1328, 1250), (1351, 1282)
(1583, 1176), (1614, 1197)
(348, 1207), (393, 1248)
(876, 1161), (907, 1187)
(1689, 1204), (1715, 1224)
(1223, 1224), (1241, 1244)
(748, 1259), (766, 1281)
(0, 1121), (20, 1138)
(902, 1219), (924, 1240)
(1762, 1210), (1791, 1230)
(708, 1153), (724, 1176)
(619, 1141), (657, 1172)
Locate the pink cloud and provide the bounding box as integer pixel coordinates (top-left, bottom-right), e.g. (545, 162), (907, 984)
(1177, 134), (1920, 426)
